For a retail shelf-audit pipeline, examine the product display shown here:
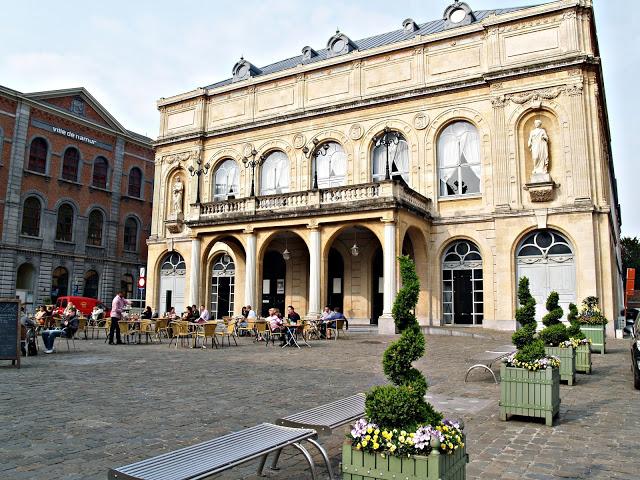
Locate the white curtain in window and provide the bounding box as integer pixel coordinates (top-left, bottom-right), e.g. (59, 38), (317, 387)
(371, 133), (409, 183)
(315, 142), (346, 188)
(438, 122), (481, 196)
(372, 144), (387, 181)
(260, 151), (289, 195)
(214, 159), (239, 199)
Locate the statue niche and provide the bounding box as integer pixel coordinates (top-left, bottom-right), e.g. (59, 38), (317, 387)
(528, 120), (549, 177)
(522, 114), (558, 203)
(166, 172), (185, 233)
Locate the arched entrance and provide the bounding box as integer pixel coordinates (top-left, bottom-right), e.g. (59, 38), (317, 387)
(51, 267), (69, 302)
(210, 253), (235, 320)
(516, 230), (575, 323)
(442, 240), (483, 325)
(16, 263), (37, 309)
(84, 270), (99, 299)
(327, 248), (344, 310)
(159, 252), (186, 315)
(262, 251), (286, 316)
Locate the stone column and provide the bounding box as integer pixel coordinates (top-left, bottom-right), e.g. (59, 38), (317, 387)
(307, 227), (321, 318)
(189, 237), (201, 306)
(244, 232), (257, 310)
(378, 221), (397, 335)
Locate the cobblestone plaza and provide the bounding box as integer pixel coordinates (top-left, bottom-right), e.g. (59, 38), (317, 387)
(1, 331), (638, 479)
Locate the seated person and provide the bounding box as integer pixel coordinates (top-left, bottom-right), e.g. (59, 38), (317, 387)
(197, 305), (209, 323)
(91, 304), (105, 323)
(167, 307), (177, 320)
(246, 305), (257, 319)
(266, 308), (284, 345)
(182, 306), (193, 320)
(319, 305), (332, 338)
(45, 306), (55, 328)
(63, 302), (75, 318)
(191, 304), (200, 321)
(41, 306), (79, 354)
(34, 305), (47, 326)
(141, 306), (153, 320)
(20, 307), (37, 356)
(283, 305), (301, 345)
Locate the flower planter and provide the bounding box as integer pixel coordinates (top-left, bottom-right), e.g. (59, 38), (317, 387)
(499, 365), (560, 426)
(580, 324), (606, 354)
(545, 346), (576, 385)
(575, 343), (592, 374)
(342, 441), (468, 480)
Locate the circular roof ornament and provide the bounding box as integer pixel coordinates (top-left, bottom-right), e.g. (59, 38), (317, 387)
(443, 1), (475, 30)
(450, 8), (466, 23)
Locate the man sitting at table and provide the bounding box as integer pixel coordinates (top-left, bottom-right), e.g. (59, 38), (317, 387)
(283, 305), (301, 346)
(42, 306), (79, 353)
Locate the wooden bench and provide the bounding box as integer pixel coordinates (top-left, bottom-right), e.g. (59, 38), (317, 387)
(108, 423), (329, 480)
(275, 393), (366, 480)
(464, 345), (515, 384)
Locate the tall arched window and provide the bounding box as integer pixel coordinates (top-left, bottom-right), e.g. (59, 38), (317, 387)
(210, 254), (236, 320)
(62, 147), (80, 181)
(55, 203), (74, 241)
(121, 274), (134, 299)
(260, 151), (289, 195)
(442, 240), (483, 325)
(371, 131), (410, 183)
(123, 217), (138, 252)
(21, 196), (42, 237)
(87, 210), (104, 246)
(84, 270), (99, 298)
(160, 252), (186, 315)
(213, 159), (239, 200)
(312, 142), (347, 188)
(438, 121), (481, 197)
(51, 266), (69, 301)
(128, 167), (142, 198)
(92, 157), (109, 189)
(28, 138), (48, 173)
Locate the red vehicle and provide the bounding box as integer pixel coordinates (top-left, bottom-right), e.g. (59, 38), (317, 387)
(54, 296), (110, 318)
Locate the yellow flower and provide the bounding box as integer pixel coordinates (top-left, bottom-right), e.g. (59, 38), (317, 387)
(365, 435), (371, 441)
(400, 430), (407, 436)
(362, 440), (368, 447)
(367, 427), (373, 434)
(389, 444), (397, 452)
(372, 442), (380, 450)
(374, 429), (380, 435)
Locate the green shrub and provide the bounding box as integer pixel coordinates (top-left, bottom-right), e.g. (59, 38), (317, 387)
(366, 256), (441, 430)
(515, 339), (546, 364)
(538, 323), (569, 346)
(513, 277), (538, 348)
(542, 291), (563, 327)
(567, 302), (578, 323)
(512, 323), (536, 349)
(566, 303), (585, 339)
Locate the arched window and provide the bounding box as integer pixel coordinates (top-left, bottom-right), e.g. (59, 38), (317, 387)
(21, 196), (41, 237)
(371, 131), (409, 183)
(55, 203), (74, 242)
(438, 121), (481, 197)
(260, 151), (289, 195)
(121, 274), (134, 299)
(28, 138), (48, 173)
(159, 252), (186, 315)
(123, 217), (138, 252)
(62, 147), (80, 182)
(442, 240), (483, 325)
(83, 270), (99, 298)
(213, 159), (239, 200)
(128, 167), (142, 198)
(312, 142), (347, 188)
(87, 210), (104, 246)
(210, 254), (236, 320)
(92, 157), (109, 189)
(51, 267), (69, 301)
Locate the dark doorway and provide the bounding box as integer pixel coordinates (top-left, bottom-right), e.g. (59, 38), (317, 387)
(327, 248), (344, 310)
(83, 270), (99, 299)
(262, 250), (286, 316)
(164, 290), (172, 315)
(453, 270), (473, 324)
(371, 247), (383, 324)
(51, 267), (69, 302)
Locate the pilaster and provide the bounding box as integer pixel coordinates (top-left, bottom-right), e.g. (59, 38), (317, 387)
(491, 95), (510, 209)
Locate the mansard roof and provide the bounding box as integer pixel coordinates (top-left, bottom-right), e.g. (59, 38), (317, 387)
(206, 5), (530, 90)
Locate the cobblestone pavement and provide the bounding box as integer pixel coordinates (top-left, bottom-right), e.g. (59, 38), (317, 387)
(1, 330), (638, 480)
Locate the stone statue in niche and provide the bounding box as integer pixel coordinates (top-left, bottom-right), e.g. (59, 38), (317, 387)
(528, 120), (550, 176)
(172, 177), (184, 214)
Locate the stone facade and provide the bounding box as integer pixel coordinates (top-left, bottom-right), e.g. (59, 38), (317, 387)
(148, 0), (623, 336)
(0, 85), (154, 309)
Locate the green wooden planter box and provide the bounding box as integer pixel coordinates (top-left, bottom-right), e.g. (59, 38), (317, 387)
(342, 441), (468, 480)
(544, 346), (576, 385)
(575, 343), (592, 374)
(580, 324), (606, 354)
(499, 364), (560, 426)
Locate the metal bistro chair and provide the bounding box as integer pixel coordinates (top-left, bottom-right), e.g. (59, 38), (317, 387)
(118, 321), (132, 344)
(153, 318), (169, 343)
(76, 317), (88, 340)
(237, 318), (255, 337)
(265, 321), (284, 347)
(139, 319), (154, 343)
(326, 319), (346, 341)
(196, 322), (219, 349)
(254, 321), (267, 342)
(216, 321), (238, 347)
(103, 318), (112, 343)
(169, 321), (191, 348)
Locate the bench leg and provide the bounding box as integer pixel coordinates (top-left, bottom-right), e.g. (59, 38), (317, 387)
(291, 442), (317, 480)
(464, 364), (498, 384)
(270, 448), (282, 470)
(306, 438), (335, 480)
(257, 454), (268, 477)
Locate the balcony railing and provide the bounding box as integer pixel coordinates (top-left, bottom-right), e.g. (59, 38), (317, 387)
(197, 180), (431, 223)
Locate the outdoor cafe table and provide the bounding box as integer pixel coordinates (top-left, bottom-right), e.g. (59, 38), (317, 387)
(282, 322), (310, 349)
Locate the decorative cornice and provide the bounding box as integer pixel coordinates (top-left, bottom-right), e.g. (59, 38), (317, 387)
(162, 150), (199, 165)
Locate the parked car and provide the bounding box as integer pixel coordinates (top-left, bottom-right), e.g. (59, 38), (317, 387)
(54, 296), (110, 318)
(631, 316), (640, 390)
(624, 308), (639, 338)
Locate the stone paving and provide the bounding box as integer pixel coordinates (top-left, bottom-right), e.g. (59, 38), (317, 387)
(0, 329), (638, 479)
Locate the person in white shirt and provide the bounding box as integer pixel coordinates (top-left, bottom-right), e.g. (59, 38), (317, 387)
(198, 304), (209, 323)
(246, 305), (257, 319)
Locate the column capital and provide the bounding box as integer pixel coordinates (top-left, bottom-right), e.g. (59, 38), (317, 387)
(243, 227), (255, 234)
(307, 220), (320, 230)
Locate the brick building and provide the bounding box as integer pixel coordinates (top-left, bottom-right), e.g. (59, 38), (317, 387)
(0, 85), (154, 310)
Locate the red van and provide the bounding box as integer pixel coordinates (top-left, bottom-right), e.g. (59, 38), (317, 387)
(54, 296), (110, 318)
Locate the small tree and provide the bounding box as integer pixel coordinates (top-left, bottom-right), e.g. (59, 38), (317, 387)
(566, 302), (585, 339)
(365, 256), (441, 430)
(538, 291), (568, 346)
(512, 277), (545, 363)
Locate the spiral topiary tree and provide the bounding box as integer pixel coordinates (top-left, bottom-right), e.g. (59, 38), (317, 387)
(512, 276), (545, 363)
(538, 291), (568, 346)
(566, 302), (585, 339)
(365, 256), (442, 430)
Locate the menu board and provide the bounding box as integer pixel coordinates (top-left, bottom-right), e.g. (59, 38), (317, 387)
(0, 299), (20, 368)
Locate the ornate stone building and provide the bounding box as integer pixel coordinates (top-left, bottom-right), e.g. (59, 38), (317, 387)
(148, 0), (622, 336)
(0, 86), (154, 309)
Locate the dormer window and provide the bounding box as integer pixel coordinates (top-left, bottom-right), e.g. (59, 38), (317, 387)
(326, 31), (357, 58)
(443, 1), (476, 30)
(232, 57), (262, 82)
(301, 46), (318, 61)
(402, 18), (419, 33)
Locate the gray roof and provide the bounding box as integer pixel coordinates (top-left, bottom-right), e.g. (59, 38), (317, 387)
(206, 6), (530, 90)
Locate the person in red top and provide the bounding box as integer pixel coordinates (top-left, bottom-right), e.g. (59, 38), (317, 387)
(108, 290), (129, 345)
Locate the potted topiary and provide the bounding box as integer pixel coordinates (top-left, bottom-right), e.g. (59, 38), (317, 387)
(500, 277), (561, 426)
(566, 302), (592, 373)
(343, 256), (467, 480)
(539, 292), (575, 385)
(577, 296), (607, 354)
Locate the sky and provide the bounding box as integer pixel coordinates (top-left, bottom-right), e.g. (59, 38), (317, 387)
(0, 0), (638, 235)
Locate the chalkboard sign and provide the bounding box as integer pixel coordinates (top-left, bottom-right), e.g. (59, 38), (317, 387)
(0, 299), (20, 368)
